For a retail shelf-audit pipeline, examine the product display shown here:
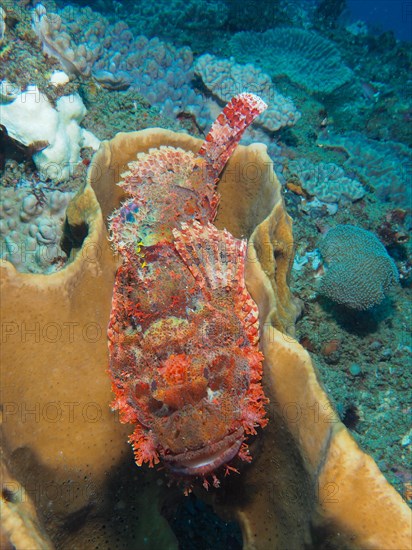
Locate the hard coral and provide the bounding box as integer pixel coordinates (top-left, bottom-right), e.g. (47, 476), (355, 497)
(1, 98), (410, 550)
(0, 187), (73, 273)
(31, 4), (97, 76)
(230, 27), (353, 94)
(0, 6), (5, 45)
(1, 459), (53, 550)
(318, 224), (399, 310)
(54, 4), (210, 126)
(0, 85), (100, 182)
(287, 158), (365, 205)
(126, 0), (228, 47)
(195, 54), (301, 132)
(317, 130), (412, 206)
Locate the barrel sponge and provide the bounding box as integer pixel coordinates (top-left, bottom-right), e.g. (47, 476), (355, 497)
(318, 225), (399, 310)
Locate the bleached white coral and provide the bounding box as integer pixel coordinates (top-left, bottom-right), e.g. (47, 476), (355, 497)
(49, 70), (70, 87)
(0, 86), (99, 181)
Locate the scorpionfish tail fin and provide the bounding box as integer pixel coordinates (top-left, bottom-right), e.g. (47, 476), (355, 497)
(198, 93), (267, 181)
(172, 221), (260, 345)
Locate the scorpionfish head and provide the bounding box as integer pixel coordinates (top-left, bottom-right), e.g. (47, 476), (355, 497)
(126, 305), (267, 486)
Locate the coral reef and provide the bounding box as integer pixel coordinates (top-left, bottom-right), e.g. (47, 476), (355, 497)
(317, 130), (412, 206)
(125, 0), (228, 48)
(318, 225), (399, 310)
(209, 320), (411, 549)
(0, 125), (296, 548)
(377, 208), (410, 250)
(0, 186), (73, 273)
(287, 157), (365, 205)
(1, 124), (410, 548)
(277, 0), (318, 28)
(31, 3), (97, 76)
(314, 0), (346, 28)
(1, 0), (411, 546)
(0, 85), (99, 181)
(230, 27), (353, 94)
(195, 54), (301, 132)
(35, 4), (211, 126)
(224, 0), (288, 32)
(0, 5), (5, 45)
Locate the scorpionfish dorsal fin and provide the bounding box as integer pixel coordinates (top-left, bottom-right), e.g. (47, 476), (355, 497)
(198, 93), (267, 181)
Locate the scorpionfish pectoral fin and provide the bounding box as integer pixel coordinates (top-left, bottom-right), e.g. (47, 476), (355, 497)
(173, 220), (260, 346)
(171, 220), (268, 448)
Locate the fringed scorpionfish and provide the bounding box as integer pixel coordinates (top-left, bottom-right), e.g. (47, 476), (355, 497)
(107, 93), (269, 490)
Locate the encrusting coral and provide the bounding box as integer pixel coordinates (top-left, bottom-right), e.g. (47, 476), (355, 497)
(0, 187), (73, 273)
(1, 112), (410, 547)
(287, 158), (365, 205)
(317, 129), (412, 206)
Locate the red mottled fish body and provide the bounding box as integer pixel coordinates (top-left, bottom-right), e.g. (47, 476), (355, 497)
(108, 94), (269, 488)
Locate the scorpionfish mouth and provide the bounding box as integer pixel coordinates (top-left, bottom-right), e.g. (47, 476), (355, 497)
(161, 426), (244, 477)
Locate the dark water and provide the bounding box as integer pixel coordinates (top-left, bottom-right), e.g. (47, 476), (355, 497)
(346, 0), (412, 41)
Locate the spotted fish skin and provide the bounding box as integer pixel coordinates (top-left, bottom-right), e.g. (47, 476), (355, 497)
(107, 94), (268, 489)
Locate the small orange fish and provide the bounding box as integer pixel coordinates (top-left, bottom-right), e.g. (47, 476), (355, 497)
(107, 94), (269, 490)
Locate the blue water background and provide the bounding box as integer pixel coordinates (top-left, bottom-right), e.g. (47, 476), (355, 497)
(346, 0), (412, 41)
